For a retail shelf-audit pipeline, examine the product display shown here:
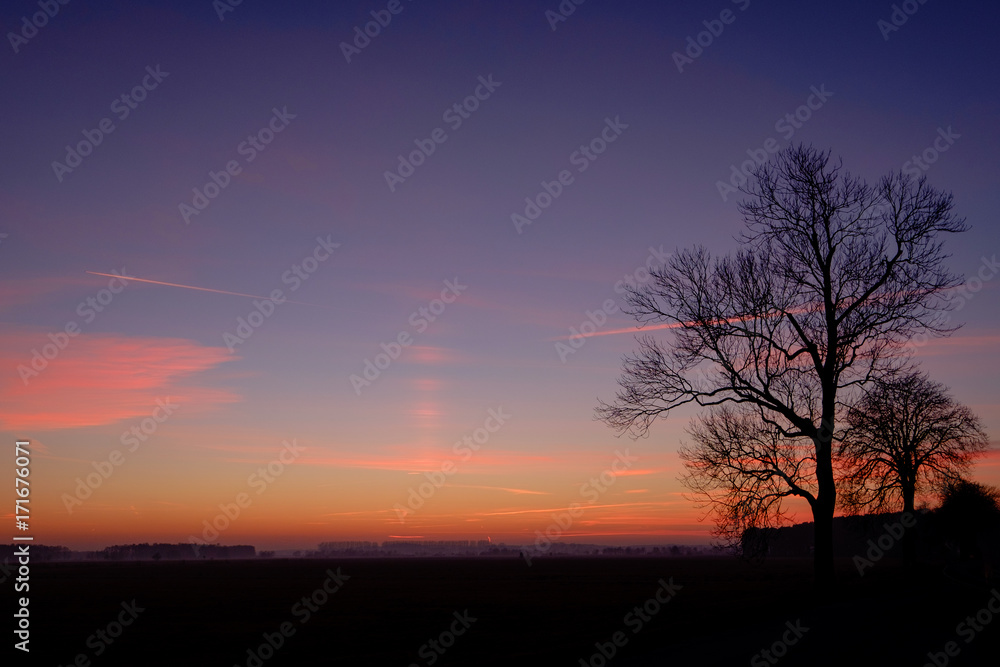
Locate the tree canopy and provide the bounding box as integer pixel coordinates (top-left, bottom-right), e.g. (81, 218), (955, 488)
(598, 145), (969, 586)
(839, 372), (989, 514)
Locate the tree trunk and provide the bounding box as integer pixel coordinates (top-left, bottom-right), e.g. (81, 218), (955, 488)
(903, 482), (915, 514)
(901, 482), (917, 563)
(812, 500), (835, 592)
(813, 430), (836, 593)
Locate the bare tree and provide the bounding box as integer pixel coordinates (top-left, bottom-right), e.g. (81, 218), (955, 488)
(680, 405), (817, 558)
(839, 371), (989, 515)
(597, 145), (967, 587)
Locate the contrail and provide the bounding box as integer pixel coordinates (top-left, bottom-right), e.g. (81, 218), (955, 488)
(549, 321), (681, 341)
(548, 313), (770, 341)
(549, 283), (952, 341)
(85, 271), (326, 307)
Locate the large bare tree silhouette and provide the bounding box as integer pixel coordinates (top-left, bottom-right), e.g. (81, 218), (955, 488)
(598, 145), (968, 588)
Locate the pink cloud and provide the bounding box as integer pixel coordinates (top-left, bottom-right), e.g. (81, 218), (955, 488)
(611, 467), (672, 477)
(406, 346), (457, 364)
(911, 334), (1000, 357)
(286, 449), (558, 473)
(0, 331), (239, 430)
(974, 448), (1000, 469)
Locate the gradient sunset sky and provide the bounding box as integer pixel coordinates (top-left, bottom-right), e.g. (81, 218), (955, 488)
(2, 0), (998, 551)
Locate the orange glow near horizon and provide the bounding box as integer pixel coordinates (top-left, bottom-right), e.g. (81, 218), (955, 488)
(3, 326), (997, 552)
(17, 428), (999, 552)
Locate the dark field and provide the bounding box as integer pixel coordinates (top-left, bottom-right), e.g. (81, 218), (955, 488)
(22, 557), (1000, 666)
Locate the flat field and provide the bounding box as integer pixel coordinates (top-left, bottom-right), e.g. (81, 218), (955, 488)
(23, 557), (1000, 666)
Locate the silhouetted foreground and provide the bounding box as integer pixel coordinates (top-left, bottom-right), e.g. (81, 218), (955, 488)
(1, 540), (713, 561)
(22, 557), (999, 666)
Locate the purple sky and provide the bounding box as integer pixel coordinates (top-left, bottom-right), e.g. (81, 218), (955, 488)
(2, 0), (998, 550)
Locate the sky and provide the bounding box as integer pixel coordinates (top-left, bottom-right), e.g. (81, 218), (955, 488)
(2, 0), (998, 551)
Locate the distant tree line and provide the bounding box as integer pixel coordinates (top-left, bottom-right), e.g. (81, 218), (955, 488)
(0, 543), (255, 562)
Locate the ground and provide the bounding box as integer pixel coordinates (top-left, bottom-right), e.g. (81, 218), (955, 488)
(23, 556), (1000, 666)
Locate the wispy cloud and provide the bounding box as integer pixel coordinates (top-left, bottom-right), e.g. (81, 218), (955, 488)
(912, 334), (1000, 357)
(443, 484), (552, 495)
(0, 332), (238, 430)
(476, 501), (681, 517)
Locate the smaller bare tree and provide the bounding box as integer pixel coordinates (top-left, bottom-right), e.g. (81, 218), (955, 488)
(838, 371), (989, 515)
(679, 405), (818, 558)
